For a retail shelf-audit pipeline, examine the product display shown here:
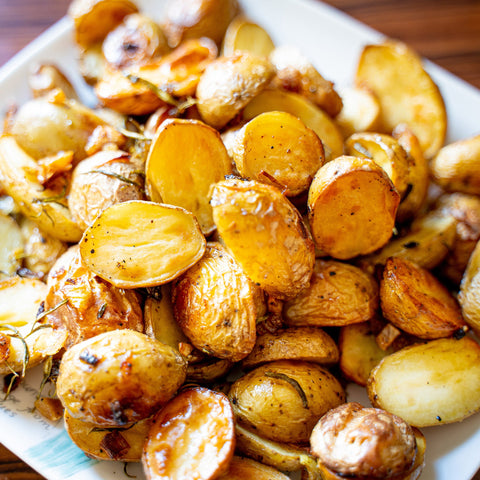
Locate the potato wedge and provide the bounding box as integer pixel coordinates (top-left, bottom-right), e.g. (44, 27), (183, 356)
(197, 52), (275, 129)
(242, 326), (339, 370)
(211, 178), (315, 300)
(283, 259), (378, 327)
(142, 386), (235, 480)
(243, 89), (343, 161)
(307, 155), (400, 259)
(0, 213), (23, 280)
(367, 336), (480, 427)
(230, 111), (324, 196)
(80, 200), (206, 288)
(459, 240), (480, 336)
(0, 135), (83, 243)
(146, 118), (232, 235)
(222, 16), (275, 58)
(219, 456), (289, 480)
(355, 40), (447, 159)
(380, 257), (466, 339)
(0, 277), (66, 374)
(429, 134), (480, 194)
(345, 132), (410, 198)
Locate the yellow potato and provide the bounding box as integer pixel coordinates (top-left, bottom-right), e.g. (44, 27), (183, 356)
(146, 119), (232, 235)
(80, 200), (206, 288)
(211, 177), (315, 300)
(186, 357), (233, 384)
(0, 213), (23, 280)
(459, 240), (480, 336)
(219, 456), (290, 480)
(368, 336), (480, 427)
(355, 40), (447, 159)
(307, 155), (400, 259)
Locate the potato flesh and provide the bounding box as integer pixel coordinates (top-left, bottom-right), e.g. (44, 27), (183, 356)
(0, 213), (24, 279)
(80, 200), (206, 288)
(146, 119), (232, 235)
(211, 178), (315, 300)
(142, 387), (235, 480)
(219, 456), (290, 480)
(368, 336), (480, 427)
(459, 240), (480, 335)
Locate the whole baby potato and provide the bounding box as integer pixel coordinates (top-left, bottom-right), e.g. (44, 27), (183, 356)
(228, 360), (345, 444)
(57, 329), (187, 426)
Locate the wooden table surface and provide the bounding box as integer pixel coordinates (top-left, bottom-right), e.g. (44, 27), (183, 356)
(0, 1), (480, 479)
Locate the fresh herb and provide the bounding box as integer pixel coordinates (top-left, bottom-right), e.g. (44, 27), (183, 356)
(264, 371), (309, 409)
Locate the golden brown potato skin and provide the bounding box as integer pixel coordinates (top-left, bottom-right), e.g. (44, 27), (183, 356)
(284, 259), (378, 327)
(172, 242), (261, 362)
(228, 360), (345, 444)
(57, 329), (187, 426)
(218, 456), (290, 480)
(459, 239), (480, 335)
(310, 402), (416, 479)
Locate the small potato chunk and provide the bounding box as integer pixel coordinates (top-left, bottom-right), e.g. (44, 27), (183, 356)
(65, 411), (152, 461)
(242, 326), (339, 370)
(219, 456), (289, 480)
(78, 44), (106, 85)
(68, 0), (139, 48)
(269, 46), (342, 118)
(284, 259), (378, 328)
(310, 402), (419, 480)
(368, 336), (480, 427)
(459, 240), (480, 335)
(0, 277), (65, 374)
(29, 64), (78, 100)
(222, 17), (275, 58)
(146, 119), (232, 235)
(196, 52), (275, 129)
(162, 0), (238, 48)
(211, 178), (315, 300)
(172, 243), (261, 362)
(430, 134), (480, 194)
(0, 213), (23, 280)
(230, 111), (324, 197)
(57, 329), (187, 426)
(228, 360), (345, 444)
(355, 40), (447, 159)
(143, 386), (235, 480)
(243, 89), (344, 161)
(80, 201), (206, 288)
(380, 257), (466, 339)
(345, 132), (410, 198)
(68, 150), (145, 231)
(307, 155), (400, 259)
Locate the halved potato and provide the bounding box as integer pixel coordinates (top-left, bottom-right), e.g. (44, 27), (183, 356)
(222, 16), (275, 57)
(230, 111), (324, 196)
(0, 277), (66, 374)
(0, 135), (83, 243)
(355, 40), (447, 159)
(146, 118), (232, 235)
(367, 336), (480, 427)
(0, 213), (23, 280)
(142, 386), (235, 480)
(307, 155), (400, 259)
(459, 240), (480, 335)
(243, 89), (343, 160)
(80, 200), (206, 288)
(211, 178), (315, 300)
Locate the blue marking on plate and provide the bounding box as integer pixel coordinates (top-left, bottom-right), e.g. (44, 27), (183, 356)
(26, 430), (98, 477)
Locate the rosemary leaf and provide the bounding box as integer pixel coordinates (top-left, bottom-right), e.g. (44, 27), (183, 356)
(264, 371), (309, 409)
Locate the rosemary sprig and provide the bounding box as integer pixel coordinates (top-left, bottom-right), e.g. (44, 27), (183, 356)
(85, 169), (143, 188)
(264, 371), (309, 409)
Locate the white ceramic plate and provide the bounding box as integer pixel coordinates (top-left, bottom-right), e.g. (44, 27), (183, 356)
(1, 1), (480, 479)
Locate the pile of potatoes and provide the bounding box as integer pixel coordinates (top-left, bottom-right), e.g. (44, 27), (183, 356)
(1, 0), (480, 478)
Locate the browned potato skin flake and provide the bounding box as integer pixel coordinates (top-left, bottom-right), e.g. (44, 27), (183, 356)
(143, 387), (235, 480)
(211, 177), (315, 300)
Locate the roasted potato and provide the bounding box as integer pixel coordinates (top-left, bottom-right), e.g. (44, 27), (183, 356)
(229, 111), (324, 197)
(142, 386), (235, 480)
(146, 118), (231, 235)
(211, 177), (315, 300)
(368, 336), (480, 427)
(219, 456), (290, 480)
(28, 64), (78, 100)
(0, 212), (24, 279)
(228, 360), (345, 444)
(57, 329), (187, 426)
(80, 200), (206, 288)
(78, 44), (106, 85)
(459, 239), (480, 336)
(307, 155), (400, 259)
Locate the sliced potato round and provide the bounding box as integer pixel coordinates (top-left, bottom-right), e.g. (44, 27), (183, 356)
(172, 242), (260, 362)
(459, 240), (480, 335)
(307, 155), (400, 259)
(211, 178), (315, 300)
(283, 259), (378, 327)
(219, 456), (290, 480)
(243, 89), (344, 161)
(142, 386), (235, 480)
(0, 213), (23, 280)
(380, 257), (466, 339)
(80, 200), (206, 288)
(367, 336), (480, 427)
(355, 40), (447, 159)
(146, 119), (232, 235)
